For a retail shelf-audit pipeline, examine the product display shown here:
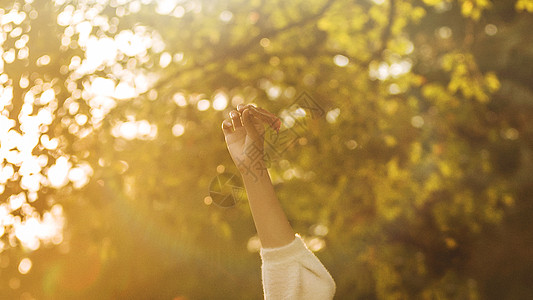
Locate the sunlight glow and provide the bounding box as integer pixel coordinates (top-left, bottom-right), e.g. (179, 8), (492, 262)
(156, 0), (178, 15)
(1, 6), (26, 25)
(0, 85), (13, 110)
(159, 52), (172, 68)
(369, 60), (412, 81)
(91, 77), (115, 97)
(114, 82), (136, 99)
(282, 115), (295, 128)
(118, 122), (137, 140)
(345, 139), (358, 150)
(247, 236), (262, 253)
(36, 54), (51, 66)
(212, 93), (228, 111)
(502, 128), (519, 140)
(39, 88), (55, 105)
(388, 83), (401, 94)
(12, 204), (65, 251)
(437, 26), (452, 39)
(305, 237), (326, 252)
(81, 36), (117, 73)
(68, 163), (93, 189)
(231, 95), (244, 107)
(311, 224), (329, 237)
(19, 76), (30, 89)
(47, 157), (71, 188)
(3, 48), (16, 63)
(267, 86), (281, 100)
(115, 29), (150, 57)
(40, 134), (59, 150)
(260, 38), (270, 48)
(485, 24), (498, 36)
(173, 6), (186, 18)
(326, 108), (340, 123)
(197, 99), (210, 111)
(411, 116), (424, 128)
(219, 10), (233, 23)
(172, 124), (185, 137)
(0, 164), (15, 185)
(333, 54), (349, 67)
(18, 258), (32, 274)
(173, 93), (187, 106)
(9, 193), (25, 211)
(112, 120), (158, 140)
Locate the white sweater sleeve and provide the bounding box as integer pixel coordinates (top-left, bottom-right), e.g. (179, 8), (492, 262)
(260, 234), (336, 300)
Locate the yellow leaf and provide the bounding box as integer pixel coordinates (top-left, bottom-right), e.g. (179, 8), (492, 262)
(438, 161), (452, 177)
(411, 7), (427, 21)
(503, 195), (515, 207)
(384, 135), (397, 147)
(485, 72), (501, 92)
(386, 158), (400, 178)
(317, 17), (331, 31)
(444, 237), (458, 249)
(422, 0), (443, 5)
(410, 142), (422, 163)
(462, 1), (474, 16)
(516, 0), (533, 12)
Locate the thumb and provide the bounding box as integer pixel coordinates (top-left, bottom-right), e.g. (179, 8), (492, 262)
(242, 108), (262, 142)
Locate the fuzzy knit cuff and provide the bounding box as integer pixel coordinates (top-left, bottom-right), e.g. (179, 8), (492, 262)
(260, 234), (307, 264)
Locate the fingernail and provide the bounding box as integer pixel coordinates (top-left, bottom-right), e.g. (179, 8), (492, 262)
(230, 111), (238, 118)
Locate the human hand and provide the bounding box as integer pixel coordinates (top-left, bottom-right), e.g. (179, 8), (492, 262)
(222, 104), (276, 176)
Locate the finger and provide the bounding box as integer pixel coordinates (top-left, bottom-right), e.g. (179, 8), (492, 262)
(237, 103), (253, 113)
(230, 110), (243, 128)
(221, 118), (233, 135)
(242, 108), (261, 141)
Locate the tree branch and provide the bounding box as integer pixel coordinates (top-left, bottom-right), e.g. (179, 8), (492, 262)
(379, 0), (396, 58)
(150, 0), (336, 92)
(321, 0), (397, 71)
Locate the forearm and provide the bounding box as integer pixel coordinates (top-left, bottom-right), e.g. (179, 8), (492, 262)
(242, 171), (295, 248)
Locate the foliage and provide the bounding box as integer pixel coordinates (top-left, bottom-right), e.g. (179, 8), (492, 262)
(1, 0), (532, 299)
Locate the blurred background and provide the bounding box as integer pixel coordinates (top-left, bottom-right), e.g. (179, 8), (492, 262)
(1, 0), (533, 299)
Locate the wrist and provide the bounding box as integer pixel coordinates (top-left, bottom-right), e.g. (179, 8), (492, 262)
(240, 165), (271, 184)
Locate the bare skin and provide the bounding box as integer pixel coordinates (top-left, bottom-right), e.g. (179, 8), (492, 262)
(221, 104), (294, 248)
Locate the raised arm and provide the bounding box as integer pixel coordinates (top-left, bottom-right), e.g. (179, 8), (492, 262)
(221, 104), (294, 248)
(221, 105), (336, 299)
